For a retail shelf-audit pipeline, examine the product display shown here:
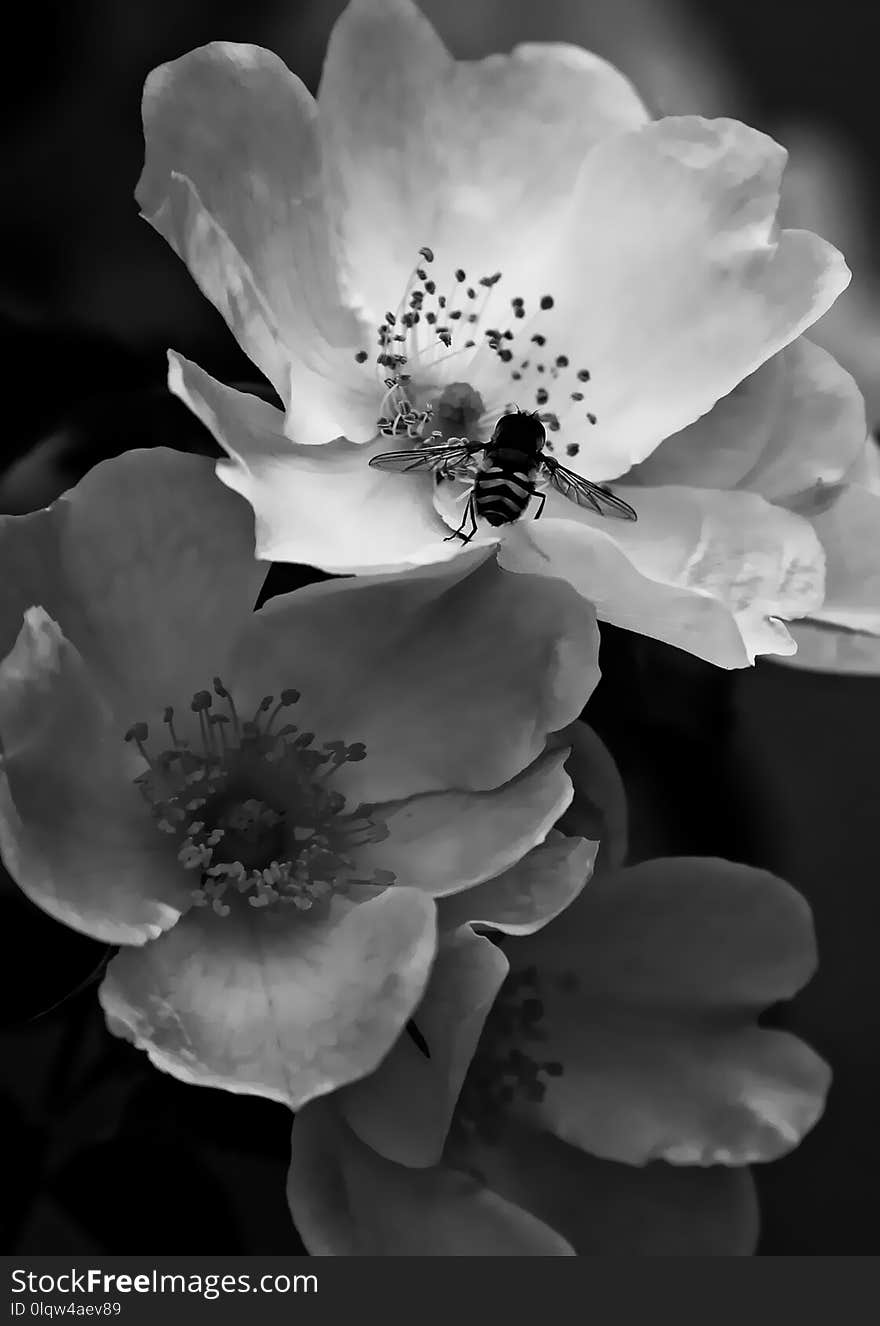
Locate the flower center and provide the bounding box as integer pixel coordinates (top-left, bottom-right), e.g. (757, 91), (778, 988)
(451, 961), (574, 1148)
(355, 245), (598, 457)
(125, 679), (394, 917)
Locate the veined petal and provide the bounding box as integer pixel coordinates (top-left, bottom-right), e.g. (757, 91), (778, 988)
(98, 887), (437, 1107)
(225, 555), (600, 803)
(0, 448), (265, 716)
(288, 1102), (574, 1256)
(138, 41), (369, 415)
(506, 858), (830, 1166)
(339, 926), (508, 1166)
(169, 352), (462, 572)
(437, 832), (595, 936)
(355, 748), (574, 897)
(318, 0), (649, 325)
(462, 1122), (759, 1256)
(497, 486), (825, 668)
(477, 117), (848, 480)
(0, 609), (188, 944)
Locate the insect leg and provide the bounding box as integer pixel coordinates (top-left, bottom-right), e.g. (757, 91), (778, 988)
(466, 493), (479, 540)
(444, 491), (478, 544)
(531, 490), (547, 520)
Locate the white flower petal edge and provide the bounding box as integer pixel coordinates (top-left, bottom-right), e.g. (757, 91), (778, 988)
(467, 116), (850, 480)
(169, 352), (473, 572)
(0, 609), (189, 944)
(138, 39), (375, 444)
(99, 888), (438, 1108)
(629, 338), (867, 498)
(494, 486), (826, 668)
(141, 0), (855, 673)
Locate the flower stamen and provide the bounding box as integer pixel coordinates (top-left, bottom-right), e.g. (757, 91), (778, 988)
(125, 677), (395, 917)
(451, 963), (572, 1148)
(363, 246), (601, 459)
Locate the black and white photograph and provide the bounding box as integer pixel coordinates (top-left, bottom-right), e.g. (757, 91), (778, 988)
(1, 0), (879, 1276)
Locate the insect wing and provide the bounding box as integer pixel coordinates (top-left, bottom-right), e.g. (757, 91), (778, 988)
(544, 458), (638, 521)
(369, 439), (480, 475)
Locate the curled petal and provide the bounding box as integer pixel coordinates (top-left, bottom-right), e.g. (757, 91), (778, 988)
(170, 352), (463, 571)
(800, 484), (880, 635)
(288, 1101), (574, 1255)
(357, 747), (574, 896)
(498, 486), (825, 668)
(777, 457), (880, 673)
(437, 832), (595, 936)
(0, 610), (188, 944)
(736, 340), (868, 503)
(226, 554), (601, 803)
(339, 926), (508, 1166)
(507, 858), (830, 1165)
(629, 339), (866, 500)
(139, 40), (371, 431)
(99, 887), (437, 1108)
(550, 721), (628, 870)
(463, 1122), (759, 1255)
(318, 0), (648, 325)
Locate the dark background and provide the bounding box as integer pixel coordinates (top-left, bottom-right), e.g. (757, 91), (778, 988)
(1, 0), (878, 1255)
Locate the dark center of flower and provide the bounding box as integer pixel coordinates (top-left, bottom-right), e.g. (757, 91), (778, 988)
(355, 245), (598, 453)
(451, 961), (575, 1149)
(431, 381), (486, 443)
(124, 678), (394, 917)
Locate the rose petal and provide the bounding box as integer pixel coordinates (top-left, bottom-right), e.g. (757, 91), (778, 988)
(138, 40), (372, 433)
(550, 721), (628, 871)
(339, 925), (508, 1166)
(99, 887), (437, 1107)
(497, 485), (825, 667)
(506, 857), (830, 1165)
(628, 339), (866, 499)
(477, 117), (848, 480)
(357, 747), (574, 896)
(0, 609), (188, 944)
(225, 554), (600, 803)
(0, 448), (265, 716)
(777, 462), (880, 674)
(525, 1019), (829, 1168)
(736, 340), (868, 502)
(624, 354), (786, 491)
(436, 832), (594, 936)
(462, 1121), (759, 1255)
(318, 0), (648, 325)
(778, 123), (880, 427)
(288, 1101), (574, 1255)
(800, 484), (880, 634)
(169, 352), (468, 571)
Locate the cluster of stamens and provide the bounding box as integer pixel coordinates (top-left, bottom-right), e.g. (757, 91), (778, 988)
(451, 962), (575, 1148)
(355, 245), (598, 459)
(125, 678), (393, 917)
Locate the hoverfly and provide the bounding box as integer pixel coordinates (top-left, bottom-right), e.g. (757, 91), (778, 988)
(369, 408), (637, 541)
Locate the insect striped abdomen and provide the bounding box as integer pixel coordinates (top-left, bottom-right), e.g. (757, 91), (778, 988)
(473, 459), (537, 527)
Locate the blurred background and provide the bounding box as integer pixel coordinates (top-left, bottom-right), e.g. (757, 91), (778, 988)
(1, 0), (878, 1255)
